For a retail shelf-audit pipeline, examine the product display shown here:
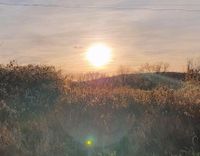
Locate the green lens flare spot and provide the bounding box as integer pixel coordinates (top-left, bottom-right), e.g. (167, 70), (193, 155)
(85, 139), (94, 148)
(84, 137), (95, 148)
(84, 135), (96, 148)
(86, 140), (92, 146)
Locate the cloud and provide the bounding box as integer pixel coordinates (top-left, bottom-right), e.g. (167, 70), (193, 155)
(0, 0), (200, 71)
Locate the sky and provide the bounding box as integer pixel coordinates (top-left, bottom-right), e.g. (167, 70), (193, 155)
(0, 0), (200, 72)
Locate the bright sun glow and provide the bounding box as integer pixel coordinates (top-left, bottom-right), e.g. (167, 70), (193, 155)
(86, 43), (112, 67)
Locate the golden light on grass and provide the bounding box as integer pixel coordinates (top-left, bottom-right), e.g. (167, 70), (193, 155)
(86, 43), (112, 67)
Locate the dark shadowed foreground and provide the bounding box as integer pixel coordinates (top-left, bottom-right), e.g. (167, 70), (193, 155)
(0, 62), (199, 156)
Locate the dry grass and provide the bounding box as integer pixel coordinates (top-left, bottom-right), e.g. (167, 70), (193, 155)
(0, 62), (199, 156)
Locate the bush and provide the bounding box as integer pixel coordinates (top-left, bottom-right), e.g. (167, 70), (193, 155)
(0, 62), (66, 118)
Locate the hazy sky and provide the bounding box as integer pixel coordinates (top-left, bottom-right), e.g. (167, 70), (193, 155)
(0, 0), (200, 72)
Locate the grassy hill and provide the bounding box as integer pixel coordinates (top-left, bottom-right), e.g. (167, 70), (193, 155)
(0, 62), (199, 156)
(84, 72), (184, 89)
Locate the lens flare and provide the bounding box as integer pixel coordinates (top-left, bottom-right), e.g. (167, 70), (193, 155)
(85, 139), (93, 147)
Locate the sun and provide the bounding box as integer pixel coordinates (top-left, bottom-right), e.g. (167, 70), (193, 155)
(86, 43), (112, 67)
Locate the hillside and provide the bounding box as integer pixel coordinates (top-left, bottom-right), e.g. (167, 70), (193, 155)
(0, 63), (199, 156)
(83, 72), (184, 90)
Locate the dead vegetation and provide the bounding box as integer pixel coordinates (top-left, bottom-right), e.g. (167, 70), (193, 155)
(0, 62), (199, 156)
